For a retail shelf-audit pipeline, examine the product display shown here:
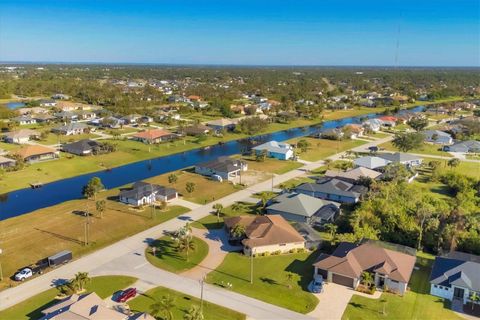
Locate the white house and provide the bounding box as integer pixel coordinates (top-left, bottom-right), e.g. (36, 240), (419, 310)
(423, 130), (453, 145)
(252, 141), (294, 160)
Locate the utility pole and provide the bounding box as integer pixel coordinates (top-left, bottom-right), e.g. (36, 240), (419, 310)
(0, 248), (3, 282)
(84, 204), (90, 246)
(150, 182), (155, 219)
(271, 174), (274, 192)
(250, 249), (254, 284)
(200, 274), (206, 314)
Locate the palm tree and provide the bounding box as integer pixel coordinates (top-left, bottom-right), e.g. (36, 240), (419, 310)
(361, 271), (374, 288)
(177, 235), (196, 262)
(96, 200), (106, 218)
(72, 272), (90, 292)
(470, 292), (480, 311)
(324, 159), (332, 169)
(150, 295), (175, 320)
(324, 223), (338, 243)
(231, 202), (244, 212)
(231, 223), (246, 239)
(259, 192), (270, 211)
(213, 203), (223, 222)
(184, 305), (204, 320)
(285, 272), (295, 289)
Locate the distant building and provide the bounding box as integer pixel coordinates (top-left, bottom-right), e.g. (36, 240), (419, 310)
(195, 157), (247, 181)
(205, 118), (237, 132)
(0, 155), (16, 169)
(12, 115), (37, 125)
(119, 181), (178, 206)
(3, 129), (40, 144)
(422, 130), (453, 145)
(62, 139), (104, 156)
(131, 129), (176, 144)
(224, 215), (305, 256)
(252, 140), (294, 160)
(52, 123), (90, 135)
(444, 140), (480, 153)
(38, 99), (57, 107)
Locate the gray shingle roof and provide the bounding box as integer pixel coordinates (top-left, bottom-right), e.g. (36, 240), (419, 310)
(196, 156), (245, 173)
(266, 192), (339, 218)
(119, 182), (177, 201)
(430, 253), (480, 291)
(295, 178), (367, 198)
(252, 140), (292, 154)
(377, 152), (422, 163)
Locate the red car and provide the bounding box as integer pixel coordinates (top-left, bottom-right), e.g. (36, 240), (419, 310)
(117, 288), (137, 302)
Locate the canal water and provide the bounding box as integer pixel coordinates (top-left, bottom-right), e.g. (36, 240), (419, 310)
(0, 107), (423, 220)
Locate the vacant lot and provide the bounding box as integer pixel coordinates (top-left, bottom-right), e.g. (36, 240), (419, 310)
(0, 275), (137, 320)
(287, 137), (367, 161)
(342, 254), (461, 320)
(128, 285), (245, 320)
(145, 169), (242, 204)
(206, 252), (319, 314)
(146, 236), (209, 273)
(242, 156), (303, 174)
(379, 141), (453, 157)
(0, 187), (188, 289)
(37, 132), (102, 145)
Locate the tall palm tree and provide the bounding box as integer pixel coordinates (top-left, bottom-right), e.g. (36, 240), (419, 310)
(177, 235), (196, 262)
(150, 295), (176, 320)
(361, 271), (374, 288)
(184, 305), (204, 320)
(213, 203), (223, 222)
(324, 223), (338, 243)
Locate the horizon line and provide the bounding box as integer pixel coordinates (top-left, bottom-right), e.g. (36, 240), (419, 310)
(0, 61), (479, 69)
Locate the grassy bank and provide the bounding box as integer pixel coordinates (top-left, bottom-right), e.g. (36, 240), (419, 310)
(0, 184), (189, 289)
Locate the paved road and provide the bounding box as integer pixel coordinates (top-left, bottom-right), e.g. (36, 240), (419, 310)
(0, 135), (399, 319)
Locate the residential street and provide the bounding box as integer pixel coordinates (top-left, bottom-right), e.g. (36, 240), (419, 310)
(0, 134), (416, 319)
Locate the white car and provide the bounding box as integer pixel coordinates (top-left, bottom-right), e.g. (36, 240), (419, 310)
(15, 268), (33, 281)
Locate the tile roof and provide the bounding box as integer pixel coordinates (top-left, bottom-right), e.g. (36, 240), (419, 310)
(325, 167), (381, 181)
(15, 145), (58, 159)
(132, 129), (174, 140)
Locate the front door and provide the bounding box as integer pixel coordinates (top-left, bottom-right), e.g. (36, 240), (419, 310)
(378, 276), (385, 289)
(453, 287), (465, 299)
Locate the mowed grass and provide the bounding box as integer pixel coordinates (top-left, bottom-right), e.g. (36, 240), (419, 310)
(128, 286), (245, 320)
(192, 202), (257, 230)
(379, 141), (453, 157)
(421, 157), (480, 179)
(145, 169), (242, 204)
(37, 132), (102, 145)
(0, 187), (188, 289)
(287, 137), (367, 161)
(0, 275), (137, 320)
(242, 156), (303, 174)
(342, 255), (461, 320)
(146, 236), (209, 273)
(206, 252), (319, 314)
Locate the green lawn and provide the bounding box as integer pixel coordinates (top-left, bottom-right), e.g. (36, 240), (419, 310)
(128, 286), (245, 320)
(242, 156), (303, 174)
(146, 236), (209, 273)
(206, 252), (319, 314)
(192, 201), (257, 230)
(288, 137), (367, 162)
(342, 255), (461, 320)
(379, 141), (453, 157)
(0, 275), (137, 320)
(421, 157), (480, 179)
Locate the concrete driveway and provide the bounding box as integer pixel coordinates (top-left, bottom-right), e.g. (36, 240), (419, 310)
(308, 283), (381, 320)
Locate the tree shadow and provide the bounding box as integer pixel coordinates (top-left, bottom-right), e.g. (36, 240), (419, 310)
(260, 277), (278, 285)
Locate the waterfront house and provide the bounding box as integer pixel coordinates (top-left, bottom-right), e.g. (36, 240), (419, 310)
(206, 118), (237, 132)
(15, 145), (59, 163)
(195, 157), (247, 181)
(119, 181), (178, 206)
(252, 140), (294, 160)
(62, 139), (103, 156)
(131, 129), (176, 144)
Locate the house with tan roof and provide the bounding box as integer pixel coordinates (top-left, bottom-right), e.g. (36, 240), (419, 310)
(15, 145), (59, 163)
(324, 167), (382, 184)
(224, 215), (305, 256)
(40, 292), (154, 320)
(313, 241), (416, 295)
(206, 118), (237, 132)
(3, 129), (40, 144)
(131, 129), (177, 144)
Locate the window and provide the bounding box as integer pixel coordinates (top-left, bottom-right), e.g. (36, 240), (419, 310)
(279, 243), (286, 246)
(390, 279), (399, 284)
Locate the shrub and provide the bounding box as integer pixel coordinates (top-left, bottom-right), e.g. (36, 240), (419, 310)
(289, 248), (298, 254)
(262, 251), (270, 257)
(272, 250), (282, 255)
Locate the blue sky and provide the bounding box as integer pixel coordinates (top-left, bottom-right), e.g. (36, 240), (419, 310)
(0, 0), (478, 66)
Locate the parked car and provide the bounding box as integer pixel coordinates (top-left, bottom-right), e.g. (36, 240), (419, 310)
(309, 277), (324, 293)
(117, 288), (137, 302)
(14, 268), (33, 281)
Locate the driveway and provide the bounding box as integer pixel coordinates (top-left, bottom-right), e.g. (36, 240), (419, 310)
(181, 228), (242, 280)
(309, 283), (381, 320)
